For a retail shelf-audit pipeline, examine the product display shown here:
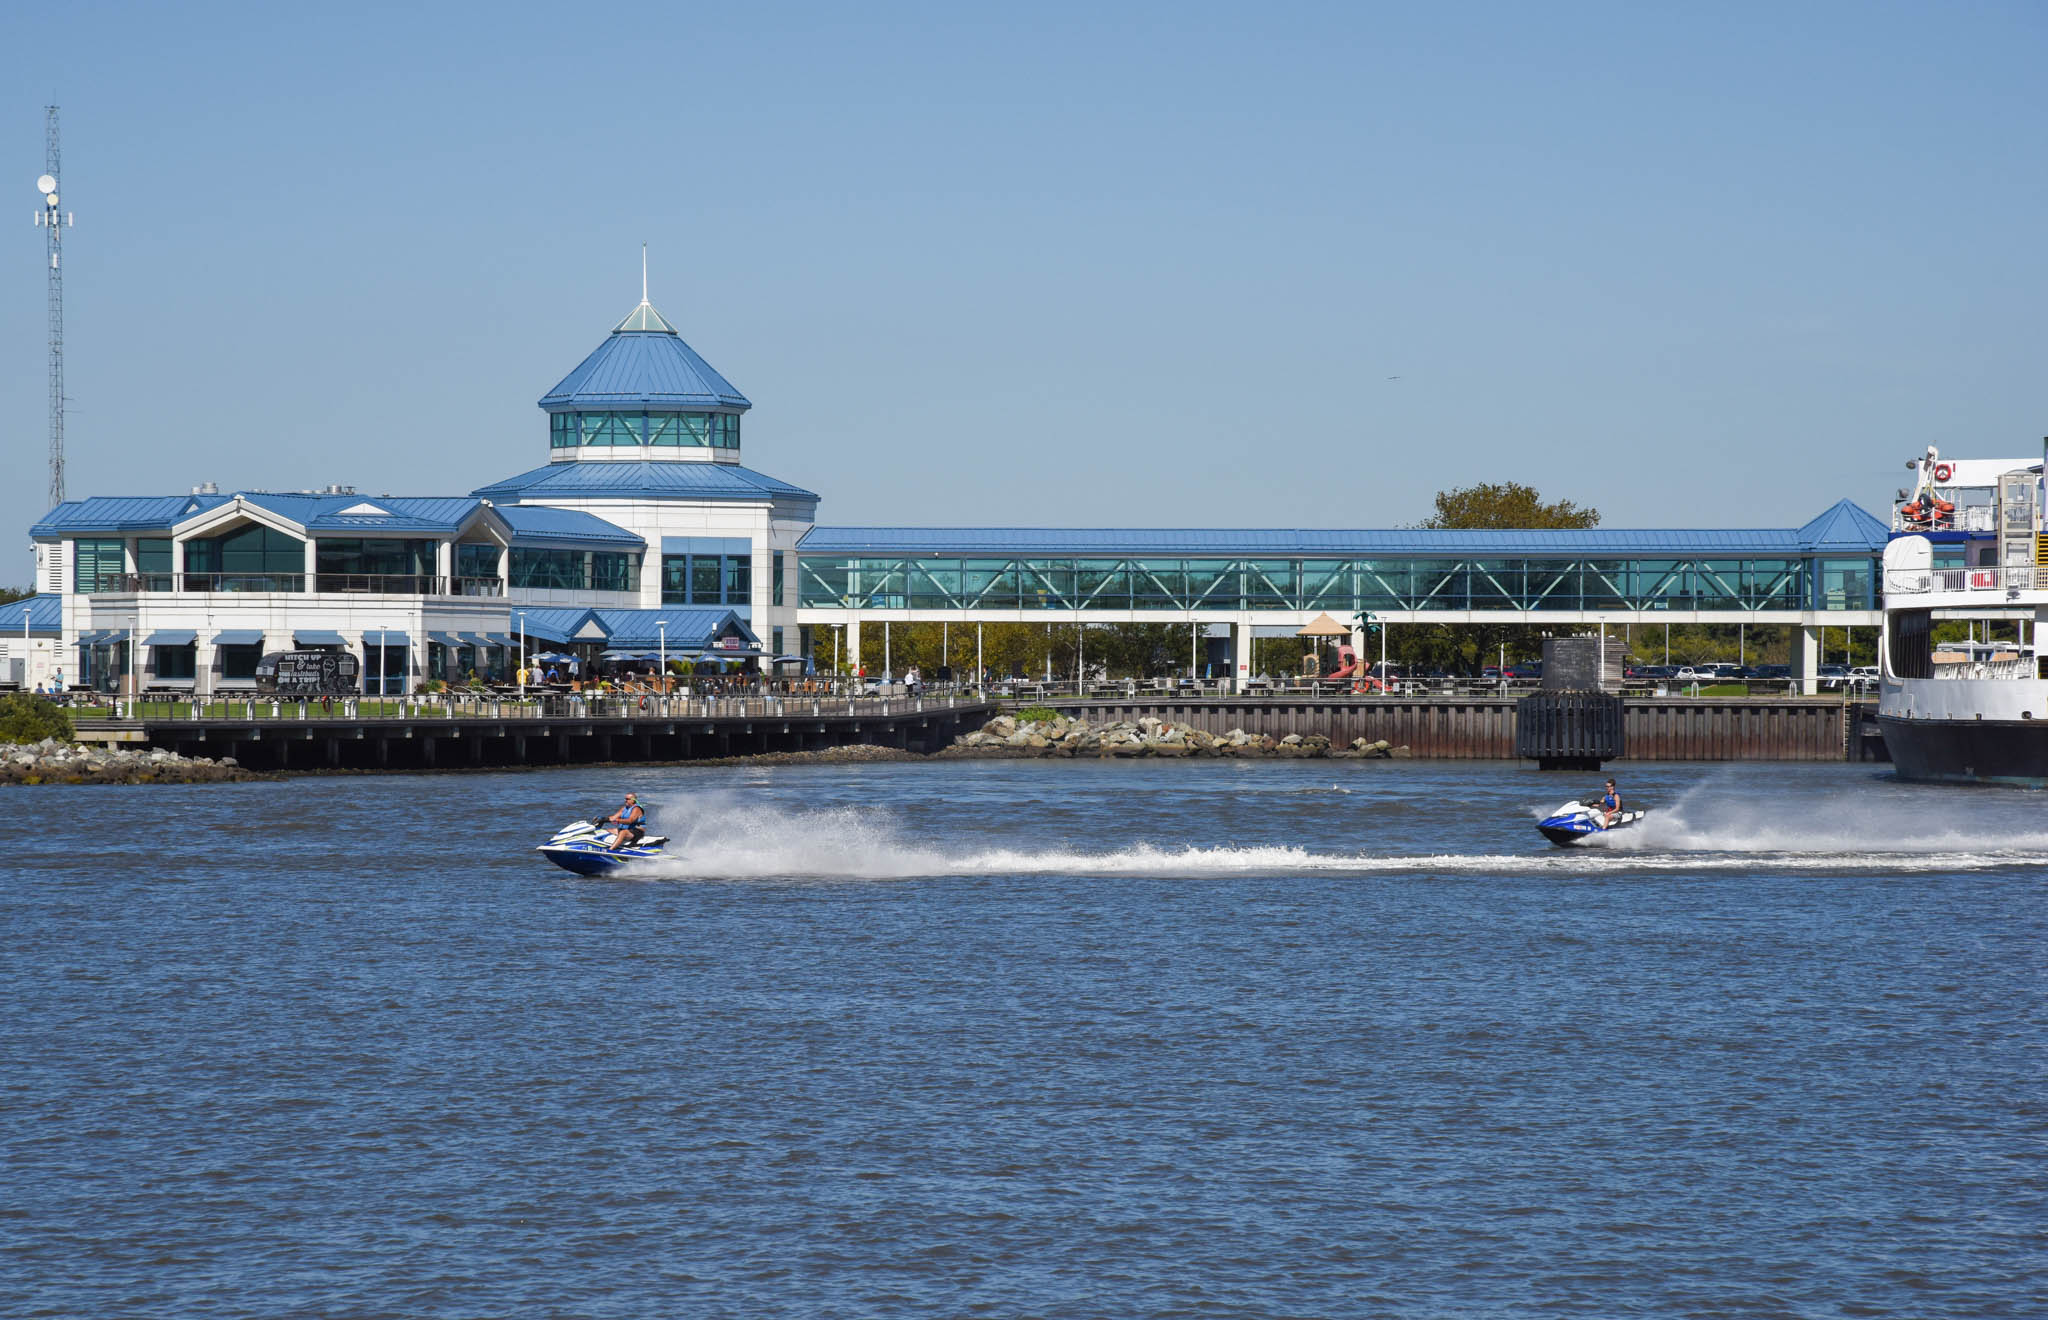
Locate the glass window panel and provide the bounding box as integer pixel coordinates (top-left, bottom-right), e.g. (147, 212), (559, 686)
(1520, 561), (1575, 608)
(725, 554), (751, 601)
(1626, 560), (1683, 605)
(1466, 559), (1521, 607)
(691, 556), (722, 602)
(909, 559), (961, 608)
(1131, 559), (1183, 608)
(1299, 561), (1348, 608)
(1241, 560), (1295, 609)
(1185, 560), (1234, 606)
(800, 557), (848, 606)
(963, 560), (1018, 608)
(1580, 560), (1627, 608)
(136, 539), (172, 575)
(1071, 560), (1125, 609)
(1822, 558), (1872, 609)
(1410, 559), (1466, 609)
(1691, 560), (1744, 606)
(457, 543), (500, 580)
(73, 538), (124, 593)
(219, 644), (262, 680)
(1352, 560), (1407, 610)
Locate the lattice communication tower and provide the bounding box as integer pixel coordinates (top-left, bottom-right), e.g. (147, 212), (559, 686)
(34, 106), (72, 508)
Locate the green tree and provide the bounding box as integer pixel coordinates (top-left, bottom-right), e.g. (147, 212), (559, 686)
(1416, 482), (1600, 530)
(0, 586), (32, 606)
(1398, 484), (1601, 672)
(0, 693), (71, 744)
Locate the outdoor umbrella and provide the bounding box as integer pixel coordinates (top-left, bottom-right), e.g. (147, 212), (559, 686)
(1296, 612), (1350, 676)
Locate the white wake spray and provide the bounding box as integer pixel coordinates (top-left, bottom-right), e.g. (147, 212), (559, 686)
(607, 792), (2048, 881)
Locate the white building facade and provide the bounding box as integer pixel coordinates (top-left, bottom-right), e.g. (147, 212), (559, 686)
(22, 295), (817, 696)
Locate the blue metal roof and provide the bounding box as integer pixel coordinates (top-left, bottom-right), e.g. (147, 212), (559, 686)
(538, 302), (750, 412)
(475, 461), (817, 505)
(242, 493), (484, 534)
(8, 594), (62, 635)
(31, 494), (229, 536)
(798, 506), (1887, 558)
(503, 607), (759, 651)
(1797, 499), (1891, 550)
(31, 492), (491, 537)
(497, 505), (645, 549)
(595, 608), (759, 651)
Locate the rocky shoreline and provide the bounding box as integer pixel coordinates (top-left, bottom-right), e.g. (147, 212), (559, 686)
(939, 713), (1409, 759)
(1, 739), (261, 785)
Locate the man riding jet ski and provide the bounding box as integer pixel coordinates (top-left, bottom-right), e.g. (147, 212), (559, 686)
(1536, 777), (1649, 846)
(538, 793), (670, 874)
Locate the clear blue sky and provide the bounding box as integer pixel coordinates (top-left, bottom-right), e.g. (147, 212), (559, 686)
(3, 1), (2043, 576)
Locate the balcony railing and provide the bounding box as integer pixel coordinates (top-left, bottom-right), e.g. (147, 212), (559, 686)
(1885, 566), (2047, 596)
(106, 573), (309, 594)
(104, 573), (505, 597)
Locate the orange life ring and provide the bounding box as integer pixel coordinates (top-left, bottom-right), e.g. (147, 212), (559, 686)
(1933, 462), (1953, 482)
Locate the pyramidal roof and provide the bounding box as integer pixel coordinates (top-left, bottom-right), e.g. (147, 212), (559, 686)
(539, 299), (751, 413)
(1797, 499), (1888, 549)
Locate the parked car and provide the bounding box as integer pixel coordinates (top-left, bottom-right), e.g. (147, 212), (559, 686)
(1848, 665), (1880, 690)
(1753, 664), (1790, 680)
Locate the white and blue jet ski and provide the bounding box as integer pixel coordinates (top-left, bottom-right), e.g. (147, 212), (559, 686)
(1536, 795), (1649, 847)
(538, 819), (670, 875)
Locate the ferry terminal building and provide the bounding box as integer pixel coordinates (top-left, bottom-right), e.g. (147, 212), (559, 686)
(8, 288), (1888, 696)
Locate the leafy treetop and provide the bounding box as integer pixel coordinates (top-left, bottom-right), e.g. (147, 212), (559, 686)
(1416, 482), (1600, 530)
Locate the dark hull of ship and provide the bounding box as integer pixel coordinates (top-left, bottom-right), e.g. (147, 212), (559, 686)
(1877, 715), (2048, 786)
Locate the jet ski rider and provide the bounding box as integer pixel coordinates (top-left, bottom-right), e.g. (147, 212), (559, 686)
(600, 793), (646, 851)
(1599, 778), (1621, 827)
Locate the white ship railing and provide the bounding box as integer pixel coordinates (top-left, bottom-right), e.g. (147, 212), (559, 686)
(1884, 566), (2048, 596)
(1891, 506), (1998, 534)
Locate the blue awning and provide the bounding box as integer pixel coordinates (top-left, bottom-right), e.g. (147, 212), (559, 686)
(141, 629), (198, 647)
(363, 629), (411, 647)
(211, 630), (265, 646)
(457, 632), (494, 647)
(80, 628), (130, 645)
(294, 629), (345, 647)
(426, 631), (464, 646)
(482, 632), (516, 647)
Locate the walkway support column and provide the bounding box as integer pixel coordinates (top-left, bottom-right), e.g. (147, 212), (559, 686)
(1794, 623), (1822, 696)
(847, 617), (862, 680)
(1233, 620), (1253, 694)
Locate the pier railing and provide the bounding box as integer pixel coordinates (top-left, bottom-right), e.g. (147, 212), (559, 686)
(69, 691), (991, 724)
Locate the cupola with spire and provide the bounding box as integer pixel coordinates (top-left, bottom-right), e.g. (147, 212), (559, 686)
(539, 251), (751, 464)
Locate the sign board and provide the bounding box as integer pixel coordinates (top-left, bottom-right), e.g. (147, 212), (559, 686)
(256, 650), (361, 696)
(714, 635), (746, 651)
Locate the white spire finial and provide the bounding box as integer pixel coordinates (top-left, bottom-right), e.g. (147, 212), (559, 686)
(641, 244), (648, 304)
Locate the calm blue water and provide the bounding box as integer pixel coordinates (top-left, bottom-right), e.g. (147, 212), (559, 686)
(4, 759), (2043, 1317)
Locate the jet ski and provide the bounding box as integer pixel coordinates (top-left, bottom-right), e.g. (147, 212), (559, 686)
(538, 819), (671, 875)
(1536, 796), (1649, 846)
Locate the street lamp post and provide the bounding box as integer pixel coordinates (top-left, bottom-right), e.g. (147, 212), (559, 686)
(518, 610), (527, 698)
(379, 626), (389, 708)
(657, 619), (667, 710)
(21, 608), (28, 692)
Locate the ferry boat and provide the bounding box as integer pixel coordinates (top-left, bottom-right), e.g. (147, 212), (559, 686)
(1878, 444), (2048, 784)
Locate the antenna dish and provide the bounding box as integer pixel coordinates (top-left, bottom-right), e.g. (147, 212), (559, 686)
(35, 174), (55, 195)
(44, 193), (58, 208)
